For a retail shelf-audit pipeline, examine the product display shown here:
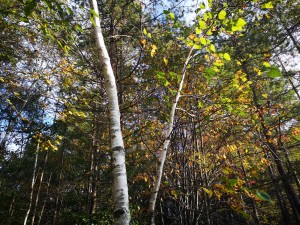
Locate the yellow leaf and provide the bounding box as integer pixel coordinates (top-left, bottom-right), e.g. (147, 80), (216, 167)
(188, 34), (196, 40)
(214, 190), (222, 200)
(163, 57), (168, 65)
(199, 20), (207, 29)
(214, 183), (225, 190)
(150, 44), (157, 57)
(223, 53), (231, 60)
(262, 1), (274, 9)
(202, 187), (213, 197)
(218, 10), (226, 20)
(209, 44), (216, 52)
(143, 28), (147, 35)
(170, 189), (177, 198)
(45, 79), (51, 85)
(200, 37), (206, 45)
(140, 38), (146, 46)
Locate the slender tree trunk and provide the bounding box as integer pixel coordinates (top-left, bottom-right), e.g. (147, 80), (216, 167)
(278, 57), (300, 100)
(8, 195), (16, 225)
(31, 151), (48, 225)
(38, 172), (52, 225)
(277, 117), (300, 192)
(24, 142), (40, 225)
(89, 121), (99, 215)
(281, 23), (300, 53)
(89, 0), (130, 224)
(53, 148), (64, 225)
(148, 47), (194, 224)
(266, 155), (292, 224)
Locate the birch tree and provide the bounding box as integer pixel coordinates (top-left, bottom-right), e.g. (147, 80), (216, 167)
(89, 0), (130, 224)
(148, 47), (194, 224)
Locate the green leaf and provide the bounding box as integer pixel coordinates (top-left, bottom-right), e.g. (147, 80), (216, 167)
(223, 53), (231, 60)
(205, 68), (216, 76)
(199, 21), (207, 29)
(235, 209), (250, 219)
(169, 71), (177, 79)
(90, 9), (99, 18)
(163, 10), (170, 15)
(256, 191), (271, 201)
(20, 17), (29, 23)
(90, 16), (96, 27)
(227, 179), (237, 188)
(195, 27), (201, 34)
(218, 10), (226, 20)
(156, 71), (165, 79)
(57, 40), (63, 48)
(267, 66), (281, 78)
(75, 24), (83, 33)
(24, 1), (37, 17)
(42, 0), (52, 9)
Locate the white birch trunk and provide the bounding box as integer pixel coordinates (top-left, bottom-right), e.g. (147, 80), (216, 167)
(148, 48), (194, 224)
(24, 143), (40, 225)
(89, 0), (130, 224)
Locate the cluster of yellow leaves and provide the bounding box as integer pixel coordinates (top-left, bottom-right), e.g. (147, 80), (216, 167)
(33, 132), (63, 151)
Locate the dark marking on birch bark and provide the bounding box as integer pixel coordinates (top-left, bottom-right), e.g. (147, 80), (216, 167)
(113, 146), (123, 151)
(114, 209), (125, 218)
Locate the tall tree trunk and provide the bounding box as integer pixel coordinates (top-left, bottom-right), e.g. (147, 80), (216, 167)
(89, 120), (99, 215)
(24, 142), (40, 225)
(266, 156), (292, 224)
(31, 151), (48, 225)
(38, 173), (52, 225)
(89, 0), (130, 224)
(148, 47), (194, 224)
(278, 57), (300, 100)
(53, 148), (65, 225)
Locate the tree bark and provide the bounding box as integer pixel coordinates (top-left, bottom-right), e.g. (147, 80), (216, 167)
(148, 47), (194, 224)
(89, 0), (130, 224)
(31, 151), (48, 225)
(24, 143), (40, 225)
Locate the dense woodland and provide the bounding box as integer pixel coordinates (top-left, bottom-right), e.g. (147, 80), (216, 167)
(0, 0), (300, 224)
